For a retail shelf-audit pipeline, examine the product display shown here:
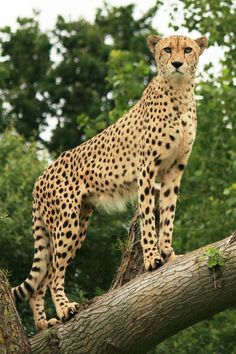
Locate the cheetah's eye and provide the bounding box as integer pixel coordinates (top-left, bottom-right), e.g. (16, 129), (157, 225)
(184, 47), (192, 53)
(163, 47), (172, 53)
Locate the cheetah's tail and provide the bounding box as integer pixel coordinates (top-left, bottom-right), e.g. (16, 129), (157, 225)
(12, 202), (50, 303)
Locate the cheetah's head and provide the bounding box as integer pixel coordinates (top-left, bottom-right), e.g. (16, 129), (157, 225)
(147, 34), (208, 81)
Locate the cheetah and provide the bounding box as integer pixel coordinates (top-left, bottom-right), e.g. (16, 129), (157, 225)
(12, 34), (208, 330)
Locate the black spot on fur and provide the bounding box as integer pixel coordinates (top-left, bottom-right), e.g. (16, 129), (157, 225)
(164, 189), (170, 197)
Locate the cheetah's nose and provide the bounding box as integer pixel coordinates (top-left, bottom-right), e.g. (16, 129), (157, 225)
(171, 61), (183, 69)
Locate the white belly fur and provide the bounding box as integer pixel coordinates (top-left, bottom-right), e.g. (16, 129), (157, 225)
(88, 182), (138, 213)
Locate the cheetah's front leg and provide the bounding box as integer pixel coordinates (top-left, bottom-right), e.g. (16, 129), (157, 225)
(138, 164), (164, 271)
(159, 161), (186, 260)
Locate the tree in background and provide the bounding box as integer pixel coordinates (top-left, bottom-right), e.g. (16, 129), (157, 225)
(0, 14), (51, 141)
(0, 4), (158, 153)
(0, 1), (235, 352)
(46, 15), (110, 153)
(47, 3), (158, 153)
(0, 130), (47, 331)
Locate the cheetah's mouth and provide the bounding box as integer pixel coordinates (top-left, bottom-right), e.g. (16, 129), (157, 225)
(172, 69), (184, 75)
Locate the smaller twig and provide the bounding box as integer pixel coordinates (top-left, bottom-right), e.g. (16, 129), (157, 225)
(226, 231), (236, 245)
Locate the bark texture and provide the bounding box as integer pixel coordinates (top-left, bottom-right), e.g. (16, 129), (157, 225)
(0, 270), (31, 354)
(30, 232), (236, 354)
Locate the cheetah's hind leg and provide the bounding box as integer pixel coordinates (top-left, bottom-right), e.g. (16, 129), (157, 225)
(29, 279), (60, 330)
(29, 243), (60, 330)
(49, 204), (93, 322)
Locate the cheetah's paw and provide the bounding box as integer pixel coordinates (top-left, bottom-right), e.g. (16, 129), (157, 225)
(47, 318), (60, 328)
(61, 302), (80, 322)
(144, 252), (164, 271)
(36, 318), (60, 331)
(160, 244), (175, 261)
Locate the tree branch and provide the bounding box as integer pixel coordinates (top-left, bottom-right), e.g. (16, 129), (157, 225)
(29, 232), (236, 354)
(0, 270), (31, 354)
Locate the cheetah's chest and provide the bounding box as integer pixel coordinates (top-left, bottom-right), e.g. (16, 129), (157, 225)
(158, 113), (196, 174)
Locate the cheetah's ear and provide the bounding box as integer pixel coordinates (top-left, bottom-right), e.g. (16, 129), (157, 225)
(194, 36), (208, 55)
(147, 35), (162, 54)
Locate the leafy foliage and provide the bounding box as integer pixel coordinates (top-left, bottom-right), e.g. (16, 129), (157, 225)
(0, 14), (52, 140)
(107, 49), (151, 123)
(0, 130), (46, 275)
(200, 247), (227, 268)
(0, 130), (47, 331)
(0, 4), (159, 154)
(46, 16), (111, 153)
(150, 309), (236, 354)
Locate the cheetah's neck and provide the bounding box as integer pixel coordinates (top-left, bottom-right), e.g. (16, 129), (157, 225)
(154, 75), (195, 98)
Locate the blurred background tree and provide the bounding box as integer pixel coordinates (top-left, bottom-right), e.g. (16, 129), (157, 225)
(0, 1), (235, 352)
(0, 13), (52, 141)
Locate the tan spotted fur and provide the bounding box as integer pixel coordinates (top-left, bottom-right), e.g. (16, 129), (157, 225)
(12, 34), (208, 330)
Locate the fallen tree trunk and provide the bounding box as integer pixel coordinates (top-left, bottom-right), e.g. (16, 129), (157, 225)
(0, 270), (31, 354)
(30, 232), (236, 354)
